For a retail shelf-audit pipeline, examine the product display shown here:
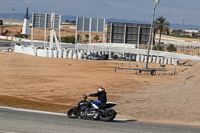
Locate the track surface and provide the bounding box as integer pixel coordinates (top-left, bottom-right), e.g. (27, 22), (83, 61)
(0, 107), (199, 133)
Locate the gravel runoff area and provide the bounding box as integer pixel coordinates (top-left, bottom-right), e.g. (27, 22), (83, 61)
(0, 51), (200, 126)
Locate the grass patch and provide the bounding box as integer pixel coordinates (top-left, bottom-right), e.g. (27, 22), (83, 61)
(0, 95), (73, 113)
(168, 34), (197, 38)
(0, 25), (21, 28)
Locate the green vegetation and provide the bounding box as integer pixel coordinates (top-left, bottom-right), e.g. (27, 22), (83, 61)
(61, 36), (75, 44)
(154, 16), (170, 50)
(14, 32), (29, 38)
(94, 35), (99, 42)
(0, 25), (21, 28)
(170, 29), (200, 38)
(85, 34), (89, 43)
(64, 19), (76, 24)
(168, 33), (199, 38)
(152, 44), (177, 52)
(152, 45), (165, 51)
(76, 34), (81, 43)
(166, 44), (177, 52)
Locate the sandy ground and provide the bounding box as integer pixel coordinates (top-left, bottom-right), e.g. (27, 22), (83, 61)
(0, 51), (200, 126)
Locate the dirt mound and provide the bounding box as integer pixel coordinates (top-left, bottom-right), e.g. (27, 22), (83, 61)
(118, 60), (200, 124)
(175, 60), (200, 83)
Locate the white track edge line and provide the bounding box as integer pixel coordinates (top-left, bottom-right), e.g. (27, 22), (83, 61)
(0, 106), (129, 121)
(0, 106), (67, 116)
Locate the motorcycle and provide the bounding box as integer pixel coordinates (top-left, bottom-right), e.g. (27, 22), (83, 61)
(67, 95), (117, 122)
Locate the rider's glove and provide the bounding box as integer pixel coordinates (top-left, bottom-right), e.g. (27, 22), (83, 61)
(86, 94), (90, 97)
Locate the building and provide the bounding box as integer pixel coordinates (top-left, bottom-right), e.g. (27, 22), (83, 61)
(184, 29), (200, 33)
(107, 22), (151, 44)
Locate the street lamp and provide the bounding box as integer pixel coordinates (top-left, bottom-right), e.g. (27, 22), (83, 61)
(12, 8), (15, 20)
(145, 0), (159, 69)
(155, 0), (159, 4)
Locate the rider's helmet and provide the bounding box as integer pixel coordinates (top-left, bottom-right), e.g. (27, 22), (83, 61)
(98, 87), (105, 93)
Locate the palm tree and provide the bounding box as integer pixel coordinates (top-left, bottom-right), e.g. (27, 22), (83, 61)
(85, 34), (89, 43)
(94, 35), (99, 42)
(154, 16), (170, 50)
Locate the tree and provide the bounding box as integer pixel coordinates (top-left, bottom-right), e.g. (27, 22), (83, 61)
(70, 21), (76, 24)
(65, 19), (70, 23)
(154, 16), (170, 50)
(85, 34), (89, 43)
(94, 35), (99, 42)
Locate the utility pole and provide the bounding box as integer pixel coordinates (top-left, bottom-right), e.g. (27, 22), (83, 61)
(182, 19), (185, 35)
(145, 0), (160, 69)
(182, 19), (185, 30)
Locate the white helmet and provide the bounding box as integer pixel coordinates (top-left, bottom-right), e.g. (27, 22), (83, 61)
(98, 88), (105, 92)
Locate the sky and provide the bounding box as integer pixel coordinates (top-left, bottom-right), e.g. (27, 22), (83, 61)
(1, 0), (200, 26)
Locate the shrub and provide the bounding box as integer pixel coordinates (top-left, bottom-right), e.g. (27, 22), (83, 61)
(61, 36), (75, 44)
(166, 44), (177, 52)
(152, 45), (164, 51)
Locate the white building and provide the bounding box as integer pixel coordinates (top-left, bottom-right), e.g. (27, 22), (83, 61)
(184, 29), (200, 33)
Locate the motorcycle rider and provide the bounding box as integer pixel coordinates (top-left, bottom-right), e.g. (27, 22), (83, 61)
(86, 87), (107, 118)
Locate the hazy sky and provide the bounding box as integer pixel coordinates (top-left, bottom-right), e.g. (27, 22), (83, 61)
(1, 0), (200, 26)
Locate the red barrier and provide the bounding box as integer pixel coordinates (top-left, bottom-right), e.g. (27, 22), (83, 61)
(0, 20), (3, 36)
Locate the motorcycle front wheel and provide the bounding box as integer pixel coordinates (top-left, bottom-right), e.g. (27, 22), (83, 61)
(99, 109), (116, 122)
(67, 107), (80, 118)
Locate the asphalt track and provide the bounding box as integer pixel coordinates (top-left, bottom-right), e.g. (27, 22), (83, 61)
(0, 107), (200, 133)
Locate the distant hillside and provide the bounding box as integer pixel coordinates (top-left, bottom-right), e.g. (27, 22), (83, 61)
(169, 23), (200, 29)
(105, 18), (150, 25)
(0, 13), (26, 20)
(0, 13), (200, 29)
(0, 13), (76, 22)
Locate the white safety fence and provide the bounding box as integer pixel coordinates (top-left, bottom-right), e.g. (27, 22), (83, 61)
(75, 43), (200, 61)
(14, 43), (200, 66)
(136, 54), (179, 65)
(13, 44), (181, 66)
(36, 48), (93, 60)
(77, 43), (136, 48)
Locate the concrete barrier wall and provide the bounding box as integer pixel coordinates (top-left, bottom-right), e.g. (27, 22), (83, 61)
(14, 45), (23, 53)
(14, 45), (36, 56)
(22, 47), (36, 56)
(58, 49), (63, 58)
(63, 50), (68, 58)
(0, 35), (44, 43)
(37, 49), (45, 57)
(53, 50), (58, 58)
(135, 54), (179, 65)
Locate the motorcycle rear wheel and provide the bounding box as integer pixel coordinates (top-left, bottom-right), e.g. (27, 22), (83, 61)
(67, 107), (80, 118)
(99, 109), (116, 122)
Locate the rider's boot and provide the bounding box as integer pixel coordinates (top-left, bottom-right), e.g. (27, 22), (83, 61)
(91, 104), (99, 120)
(93, 112), (99, 120)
